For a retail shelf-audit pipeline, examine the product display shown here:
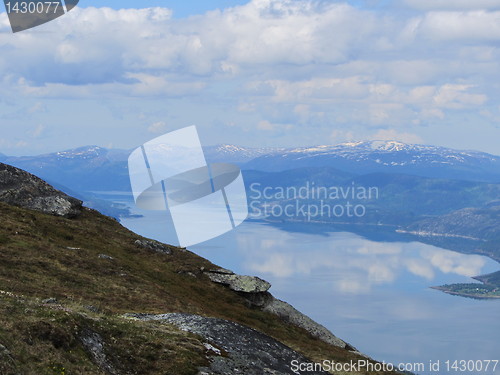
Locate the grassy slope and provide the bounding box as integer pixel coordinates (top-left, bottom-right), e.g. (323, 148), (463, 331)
(0, 202), (393, 375)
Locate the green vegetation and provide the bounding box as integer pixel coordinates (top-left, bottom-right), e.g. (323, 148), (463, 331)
(245, 169), (500, 226)
(0, 293), (207, 375)
(0, 202), (394, 374)
(475, 270), (500, 285)
(433, 272), (500, 299)
(431, 284), (500, 299)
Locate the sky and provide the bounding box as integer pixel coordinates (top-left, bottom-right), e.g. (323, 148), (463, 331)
(0, 0), (499, 156)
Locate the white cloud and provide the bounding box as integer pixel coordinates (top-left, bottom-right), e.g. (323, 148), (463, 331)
(249, 253), (295, 278)
(0, 0), (498, 152)
(245, 233), (490, 295)
(404, 259), (434, 280)
(433, 84), (488, 109)
(404, 0), (500, 11)
(422, 249), (486, 277)
(417, 11), (500, 42)
(148, 121), (168, 134)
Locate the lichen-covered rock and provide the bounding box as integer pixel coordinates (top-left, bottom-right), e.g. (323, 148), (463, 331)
(0, 163), (82, 218)
(125, 313), (329, 375)
(205, 270), (271, 293)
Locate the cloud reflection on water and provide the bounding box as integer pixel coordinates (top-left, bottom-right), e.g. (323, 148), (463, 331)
(241, 230), (487, 294)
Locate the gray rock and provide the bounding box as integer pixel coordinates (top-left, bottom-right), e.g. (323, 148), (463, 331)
(80, 328), (119, 375)
(262, 298), (353, 350)
(205, 272), (271, 293)
(0, 163), (82, 218)
(203, 342), (222, 355)
(134, 239), (172, 255)
(98, 254), (114, 260)
(0, 343), (10, 354)
(125, 313), (329, 375)
(203, 269), (353, 351)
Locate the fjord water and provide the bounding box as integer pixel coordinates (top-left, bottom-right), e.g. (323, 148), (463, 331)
(121, 212), (500, 375)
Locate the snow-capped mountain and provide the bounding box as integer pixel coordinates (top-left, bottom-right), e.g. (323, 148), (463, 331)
(2, 141), (500, 194)
(203, 144), (283, 164)
(3, 146), (132, 192)
(0, 144), (279, 192)
(53, 145), (107, 159)
(243, 140), (500, 182)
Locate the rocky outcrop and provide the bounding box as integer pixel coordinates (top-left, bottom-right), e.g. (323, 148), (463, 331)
(204, 268), (271, 293)
(125, 313), (329, 375)
(0, 163), (82, 218)
(202, 268), (352, 350)
(263, 297), (353, 350)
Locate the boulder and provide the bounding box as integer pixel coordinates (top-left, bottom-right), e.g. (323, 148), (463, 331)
(205, 269), (271, 293)
(0, 163), (82, 218)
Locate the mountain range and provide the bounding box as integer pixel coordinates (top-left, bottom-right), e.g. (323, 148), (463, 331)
(243, 141), (500, 183)
(1, 141), (499, 263)
(2, 141), (499, 194)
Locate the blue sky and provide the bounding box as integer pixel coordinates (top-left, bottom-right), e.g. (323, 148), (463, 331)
(0, 0), (499, 156)
(81, 1), (251, 17)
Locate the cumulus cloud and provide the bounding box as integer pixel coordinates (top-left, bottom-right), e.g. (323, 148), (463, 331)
(416, 11), (500, 42)
(0, 2), (378, 87)
(0, 0), (498, 152)
(433, 84), (488, 109)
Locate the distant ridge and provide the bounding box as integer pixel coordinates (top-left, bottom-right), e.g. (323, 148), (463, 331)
(1, 141), (499, 195)
(243, 140), (500, 182)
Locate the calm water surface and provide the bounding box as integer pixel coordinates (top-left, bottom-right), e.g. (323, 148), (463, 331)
(121, 210), (500, 375)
